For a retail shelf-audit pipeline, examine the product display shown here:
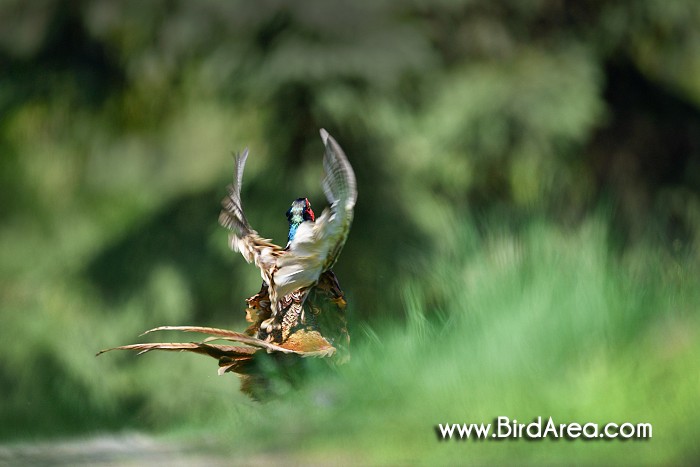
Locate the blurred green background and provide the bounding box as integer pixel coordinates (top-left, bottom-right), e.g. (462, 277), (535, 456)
(2, 0), (700, 464)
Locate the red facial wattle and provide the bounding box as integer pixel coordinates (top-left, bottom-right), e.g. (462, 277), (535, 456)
(304, 198), (316, 222)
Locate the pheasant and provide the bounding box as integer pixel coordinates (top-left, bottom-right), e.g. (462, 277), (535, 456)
(98, 129), (356, 397)
(218, 129), (357, 340)
(240, 197), (350, 346)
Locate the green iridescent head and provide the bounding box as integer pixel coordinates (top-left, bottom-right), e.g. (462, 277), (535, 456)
(286, 197), (315, 243)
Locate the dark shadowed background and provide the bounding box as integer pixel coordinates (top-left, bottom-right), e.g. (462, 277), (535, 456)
(1, 1), (699, 464)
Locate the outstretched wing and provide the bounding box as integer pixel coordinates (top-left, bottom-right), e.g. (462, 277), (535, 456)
(320, 128), (357, 216)
(274, 129), (357, 298)
(218, 149), (284, 272)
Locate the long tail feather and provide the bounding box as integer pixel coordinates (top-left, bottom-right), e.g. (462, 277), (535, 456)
(140, 325), (297, 353)
(96, 342), (258, 358)
(141, 325), (254, 339)
(106, 325), (335, 356)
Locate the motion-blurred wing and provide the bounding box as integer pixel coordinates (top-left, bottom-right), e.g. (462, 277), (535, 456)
(218, 149), (284, 271)
(274, 129), (357, 298)
(320, 128), (357, 214)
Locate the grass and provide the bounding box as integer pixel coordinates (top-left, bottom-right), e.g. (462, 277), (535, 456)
(168, 216), (700, 465)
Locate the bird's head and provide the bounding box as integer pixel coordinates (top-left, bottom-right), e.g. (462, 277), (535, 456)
(286, 197), (315, 243)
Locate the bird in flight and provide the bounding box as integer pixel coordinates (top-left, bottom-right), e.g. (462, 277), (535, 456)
(219, 129), (357, 342)
(98, 129), (355, 397)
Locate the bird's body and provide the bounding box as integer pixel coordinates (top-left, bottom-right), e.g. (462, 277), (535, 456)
(244, 269), (350, 355)
(218, 129), (357, 341)
(240, 196), (349, 351)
